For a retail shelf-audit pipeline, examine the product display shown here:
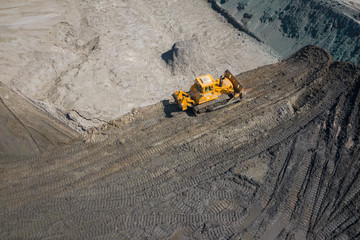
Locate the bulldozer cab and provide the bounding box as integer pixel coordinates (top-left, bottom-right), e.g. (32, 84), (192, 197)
(189, 74), (217, 104)
(195, 75), (215, 94)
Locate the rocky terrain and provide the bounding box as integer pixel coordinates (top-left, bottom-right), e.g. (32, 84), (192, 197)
(1, 46), (359, 239)
(212, 0), (360, 65)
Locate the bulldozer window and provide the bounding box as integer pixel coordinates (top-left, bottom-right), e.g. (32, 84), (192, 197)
(205, 86), (213, 92)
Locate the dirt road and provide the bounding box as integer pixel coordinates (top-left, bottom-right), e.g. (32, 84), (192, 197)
(1, 46), (359, 239)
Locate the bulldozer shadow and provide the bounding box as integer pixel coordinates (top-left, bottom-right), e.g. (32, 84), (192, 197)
(161, 99), (195, 118)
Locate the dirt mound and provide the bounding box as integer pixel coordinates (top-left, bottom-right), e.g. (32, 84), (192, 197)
(163, 38), (217, 77)
(1, 46), (359, 239)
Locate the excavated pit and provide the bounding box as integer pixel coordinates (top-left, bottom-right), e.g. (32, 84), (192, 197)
(1, 46), (359, 239)
(211, 0), (360, 65)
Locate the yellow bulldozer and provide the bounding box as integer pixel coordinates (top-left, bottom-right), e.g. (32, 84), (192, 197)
(174, 70), (245, 114)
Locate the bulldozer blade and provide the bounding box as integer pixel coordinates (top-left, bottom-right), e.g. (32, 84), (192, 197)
(223, 70), (244, 94)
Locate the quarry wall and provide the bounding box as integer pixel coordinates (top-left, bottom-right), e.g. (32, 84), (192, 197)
(212, 0), (360, 65)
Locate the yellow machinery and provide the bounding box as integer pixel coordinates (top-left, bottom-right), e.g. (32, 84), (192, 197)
(174, 70), (245, 114)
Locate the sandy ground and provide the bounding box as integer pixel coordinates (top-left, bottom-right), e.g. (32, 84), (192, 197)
(0, 0), (278, 128)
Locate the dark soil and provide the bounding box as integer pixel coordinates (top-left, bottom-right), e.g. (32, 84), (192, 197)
(0, 46), (359, 239)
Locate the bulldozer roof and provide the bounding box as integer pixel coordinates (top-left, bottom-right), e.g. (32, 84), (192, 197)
(197, 74), (215, 87)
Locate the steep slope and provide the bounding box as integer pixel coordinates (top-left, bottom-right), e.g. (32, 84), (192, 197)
(0, 46), (359, 239)
(211, 0), (360, 65)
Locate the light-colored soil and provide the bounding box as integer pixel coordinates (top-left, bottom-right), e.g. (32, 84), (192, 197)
(0, 0), (278, 128)
(340, 0), (360, 10)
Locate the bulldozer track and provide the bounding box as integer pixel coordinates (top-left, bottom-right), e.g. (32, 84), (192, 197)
(2, 63), (300, 178)
(260, 141), (294, 207)
(3, 81), (299, 207)
(49, 79), (348, 211)
(96, 80), (347, 207)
